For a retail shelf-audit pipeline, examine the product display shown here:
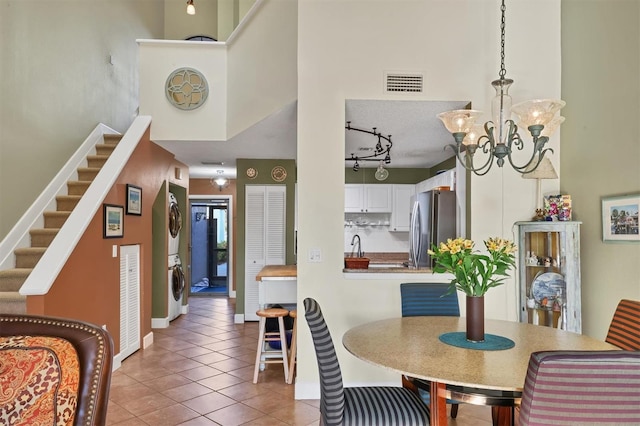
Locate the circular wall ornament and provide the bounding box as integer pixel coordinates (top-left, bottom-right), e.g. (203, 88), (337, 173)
(165, 67), (209, 110)
(271, 166), (287, 182)
(246, 167), (258, 179)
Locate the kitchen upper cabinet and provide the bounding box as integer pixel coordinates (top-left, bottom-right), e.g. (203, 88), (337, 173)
(345, 184), (392, 213)
(390, 185), (415, 232)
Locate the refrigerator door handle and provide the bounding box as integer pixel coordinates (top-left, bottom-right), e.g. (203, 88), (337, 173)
(409, 201), (420, 268)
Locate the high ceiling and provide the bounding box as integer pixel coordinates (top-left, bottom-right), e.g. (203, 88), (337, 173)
(154, 99), (470, 179)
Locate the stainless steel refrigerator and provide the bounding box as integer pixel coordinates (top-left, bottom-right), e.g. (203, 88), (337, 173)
(409, 190), (457, 268)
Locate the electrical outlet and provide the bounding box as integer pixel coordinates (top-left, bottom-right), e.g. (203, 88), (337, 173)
(102, 324), (107, 331)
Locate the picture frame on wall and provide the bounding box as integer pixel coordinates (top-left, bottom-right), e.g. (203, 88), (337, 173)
(126, 184), (142, 216)
(602, 194), (640, 243)
(104, 204), (124, 238)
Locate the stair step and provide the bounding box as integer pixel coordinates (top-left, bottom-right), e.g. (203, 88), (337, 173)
(44, 211), (71, 228)
(87, 155), (109, 168)
(77, 167), (101, 181)
(0, 292), (27, 314)
(67, 180), (92, 196)
(56, 195), (81, 212)
(30, 228), (59, 247)
(14, 248), (46, 269)
(0, 269), (32, 292)
(95, 144), (116, 156)
(103, 134), (122, 145)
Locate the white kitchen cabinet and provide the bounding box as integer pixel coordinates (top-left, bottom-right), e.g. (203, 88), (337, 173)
(390, 185), (415, 232)
(244, 185), (286, 321)
(345, 184), (392, 213)
(516, 221), (582, 333)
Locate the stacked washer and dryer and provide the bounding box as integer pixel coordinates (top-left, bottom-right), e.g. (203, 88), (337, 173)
(168, 192), (185, 321)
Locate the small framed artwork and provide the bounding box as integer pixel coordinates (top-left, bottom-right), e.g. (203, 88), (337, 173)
(602, 194), (640, 243)
(103, 204), (124, 238)
(126, 184), (142, 216)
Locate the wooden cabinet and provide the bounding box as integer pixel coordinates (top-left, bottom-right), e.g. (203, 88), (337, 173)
(345, 184), (392, 213)
(390, 185), (415, 232)
(516, 221), (582, 333)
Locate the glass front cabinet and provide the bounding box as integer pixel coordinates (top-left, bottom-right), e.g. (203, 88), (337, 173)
(516, 221), (582, 333)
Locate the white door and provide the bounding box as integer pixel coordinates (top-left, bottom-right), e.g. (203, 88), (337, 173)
(119, 244), (141, 360)
(245, 185), (286, 321)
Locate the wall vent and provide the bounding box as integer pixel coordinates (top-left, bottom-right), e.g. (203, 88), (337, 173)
(385, 73), (423, 93)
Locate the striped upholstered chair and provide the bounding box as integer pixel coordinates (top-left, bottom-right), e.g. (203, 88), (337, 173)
(303, 298), (430, 425)
(605, 299), (640, 350)
(400, 283), (462, 418)
(519, 350), (640, 425)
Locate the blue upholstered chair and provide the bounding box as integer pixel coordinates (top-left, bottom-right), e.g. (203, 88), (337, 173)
(519, 350), (640, 425)
(400, 283), (462, 418)
(303, 297), (430, 425)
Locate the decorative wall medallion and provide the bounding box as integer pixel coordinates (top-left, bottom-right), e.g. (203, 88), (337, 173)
(271, 166), (287, 182)
(246, 167), (258, 179)
(165, 68), (209, 110)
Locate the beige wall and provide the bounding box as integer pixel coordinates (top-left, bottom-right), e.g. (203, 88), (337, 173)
(0, 0), (164, 239)
(164, 0), (218, 41)
(295, 0), (562, 398)
(561, 0), (640, 339)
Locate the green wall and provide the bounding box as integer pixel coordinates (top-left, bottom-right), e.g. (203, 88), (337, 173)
(235, 159), (297, 317)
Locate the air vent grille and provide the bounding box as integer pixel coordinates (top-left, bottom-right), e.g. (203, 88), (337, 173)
(385, 73), (423, 93)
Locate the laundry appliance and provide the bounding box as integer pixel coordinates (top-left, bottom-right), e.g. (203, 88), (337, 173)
(168, 254), (185, 321)
(168, 192), (182, 256)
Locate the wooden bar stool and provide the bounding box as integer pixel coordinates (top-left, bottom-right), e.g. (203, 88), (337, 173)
(287, 309), (297, 384)
(253, 307), (290, 383)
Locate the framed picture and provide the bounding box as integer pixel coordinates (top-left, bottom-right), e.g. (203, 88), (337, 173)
(103, 204), (124, 238)
(126, 184), (142, 216)
(602, 194), (640, 243)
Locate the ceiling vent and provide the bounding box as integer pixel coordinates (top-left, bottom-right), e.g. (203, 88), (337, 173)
(385, 73), (423, 93)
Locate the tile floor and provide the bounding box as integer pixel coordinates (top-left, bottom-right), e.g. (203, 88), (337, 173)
(106, 296), (494, 425)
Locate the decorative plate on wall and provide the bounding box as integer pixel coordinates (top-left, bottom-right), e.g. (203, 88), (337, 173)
(271, 166), (287, 182)
(246, 167), (258, 179)
(165, 67), (209, 110)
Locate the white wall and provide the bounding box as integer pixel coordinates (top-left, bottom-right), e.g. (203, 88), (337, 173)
(296, 0), (561, 399)
(0, 0), (164, 239)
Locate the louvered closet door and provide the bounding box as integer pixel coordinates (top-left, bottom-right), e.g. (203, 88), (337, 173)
(244, 185), (286, 321)
(120, 244), (141, 360)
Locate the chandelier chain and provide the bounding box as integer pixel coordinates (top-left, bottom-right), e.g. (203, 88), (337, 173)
(499, 0), (507, 80)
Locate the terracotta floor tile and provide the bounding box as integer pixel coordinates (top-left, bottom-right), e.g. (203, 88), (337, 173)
(106, 297), (493, 425)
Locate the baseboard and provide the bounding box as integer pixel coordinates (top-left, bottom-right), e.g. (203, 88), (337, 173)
(112, 354), (122, 372)
(151, 317), (169, 329)
(181, 304), (189, 315)
(143, 331), (154, 349)
(234, 313), (244, 324)
(293, 381), (320, 400)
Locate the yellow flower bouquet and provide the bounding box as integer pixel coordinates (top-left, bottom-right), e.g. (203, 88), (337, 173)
(428, 237), (517, 297)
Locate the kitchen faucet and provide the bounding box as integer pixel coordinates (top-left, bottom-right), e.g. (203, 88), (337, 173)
(350, 234), (364, 258)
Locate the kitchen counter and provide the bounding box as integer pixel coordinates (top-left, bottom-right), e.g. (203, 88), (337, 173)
(256, 265), (297, 281)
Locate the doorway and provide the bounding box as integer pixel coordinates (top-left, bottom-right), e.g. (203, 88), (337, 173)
(190, 199), (229, 296)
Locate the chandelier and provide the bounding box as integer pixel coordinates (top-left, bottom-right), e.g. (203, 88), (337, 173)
(437, 0), (565, 176)
(210, 170), (229, 191)
(345, 121), (392, 172)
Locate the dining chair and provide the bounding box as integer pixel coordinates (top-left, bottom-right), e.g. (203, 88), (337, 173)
(519, 350), (640, 425)
(303, 297), (430, 425)
(0, 313), (113, 426)
(605, 299), (640, 350)
(400, 282), (461, 419)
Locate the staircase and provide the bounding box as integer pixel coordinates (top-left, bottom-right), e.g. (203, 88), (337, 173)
(0, 134), (122, 314)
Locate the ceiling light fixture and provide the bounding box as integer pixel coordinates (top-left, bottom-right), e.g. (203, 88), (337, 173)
(437, 0), (565, 176)
(186, 0), (195, 15)
(345, 121), (392, 172)
(211, 170), (229, 191)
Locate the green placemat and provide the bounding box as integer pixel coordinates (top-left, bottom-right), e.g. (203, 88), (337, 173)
(439, 332), (515, 351)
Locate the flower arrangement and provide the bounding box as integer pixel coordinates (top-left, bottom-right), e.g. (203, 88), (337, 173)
(428, 237), (517, 297)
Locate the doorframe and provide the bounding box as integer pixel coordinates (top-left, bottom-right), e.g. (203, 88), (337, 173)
(189, 195), (235, 298)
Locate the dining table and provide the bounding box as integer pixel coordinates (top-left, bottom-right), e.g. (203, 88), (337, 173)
(342, 316), (618, 426)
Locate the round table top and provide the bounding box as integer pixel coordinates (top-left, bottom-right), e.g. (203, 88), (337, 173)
(342, 316), (617, 391)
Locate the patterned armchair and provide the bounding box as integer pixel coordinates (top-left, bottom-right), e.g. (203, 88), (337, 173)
(0, 314), (113, 426)
(605, 299), (640, 350)
(519, 350), (640, 425)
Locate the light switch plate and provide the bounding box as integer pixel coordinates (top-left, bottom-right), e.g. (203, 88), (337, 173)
(308, 248), (322, 262)
(112, 245), (118, 258)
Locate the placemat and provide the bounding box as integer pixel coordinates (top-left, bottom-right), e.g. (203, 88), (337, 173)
(439, 332), (515, 351)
